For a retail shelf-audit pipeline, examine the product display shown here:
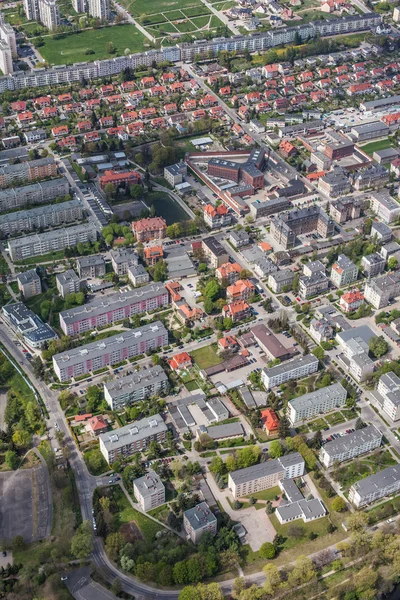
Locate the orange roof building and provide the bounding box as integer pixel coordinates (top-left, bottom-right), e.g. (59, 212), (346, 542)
(261, 409), (279, 435)
(143, 245), (163, 266)
(222, 300), (251, 323)
(218, 335), (238, 351)
(216, 262), (242, 284)
(88, 415), (108, 436)
(258, 242), (273, 253)
(204, 203), (231, 229)
(132, 217), (167, 243)
(340, 290), (364, 313)
(165, 281), (182, 303)
(226, 279), (255, 301)
(279, 140), (297, 158)
(168, 352), (192, 370)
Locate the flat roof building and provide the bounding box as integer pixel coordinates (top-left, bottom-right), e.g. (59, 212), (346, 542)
(319, 425), (382, 468)
(183, 502), (217, 544)
(16, 269), (41, 299)
(288, 383), (347, 425)
(133, 470), (165, 511)
(261, 354), (319, 390)
(377, 371), (400, 421)
(2, 302), (57, 348)
(104, 365), (169, 411)
(349, 464), (400, 507)
(56, 269), (81, 298)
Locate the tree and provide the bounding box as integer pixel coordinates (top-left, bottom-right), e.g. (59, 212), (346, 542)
(263, 564), (281, 595)
(288, 555), (316, 587)
(130, 184), (143, 200)
(368, 335), (388, 358)
(12, 429), (31, 449)
(259, 542), (276, 559)
(203, 298), (214, 314)
(11, 535), (24, 551)
(104, 182), (116, 199)
(278, 414), (290, 439)
(153, 260), (168, 282)
(312, 347), (325, 361)
(204, 280), (219, 301)
(5, 450), (18, 470)
(388, 256), (398, 271)
(345, 512), (369, 531)
(268, 440), (283, 459)
(311, 429), (323, 450)
(332, 497), (347, 512)
(71, 521), (94, 558)
(355, 417), (366, 430)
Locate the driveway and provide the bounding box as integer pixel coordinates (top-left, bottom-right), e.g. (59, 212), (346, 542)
(64, 567), (118, 600)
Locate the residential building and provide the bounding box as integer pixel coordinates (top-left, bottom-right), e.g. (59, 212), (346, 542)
(183, 502), (217, 544)
(88, 415), (108, 436)
(38, 0), (60, 30)
(309, 318), (333, 343)
(0, 178), (69, 214)
(340, 290), (365, 313)
(222, 300), (251, 323)
(288, 383), (347, 425)
(330, 254), (358, 287)
(59, 283), (169, 335)
(370, 191), (400, 224)
(299, 272), (329, 299)
(349, 464), (400, 507)
(110, 247), (138, 275)
(99, 413), (167, 463)
(0, 18), (17, 58)
(2, 302), (57, 349)
(330, 198), (361, 224)
(88, 0), (110, 21)
(364, 273), (400, 309)
(56, 269), (81, 298)
(371, 221), (392, 244)
(320, 425), (382, 467)
(132, 217), (167, 243)
(261, 354), (319, 390)
(203, 204), (231, 229)
(228, 453), (305, 498)
(143, 246), (163, 266)
(261, 408), (279, 435)
(8, 222), (97, 262)
(302, 260), (325, 278)
(168, 352), (192, 371)
(0, 40), (12, 76)
(104, 365), (169, 410)
(127, 264), (149, 287)
(336, 325), (375, 382)
(0, 199), (83, 237)
(100, 170), (141, 190)
(202, 237), (229, 268)
(268, 269), (295, 293)
(216, 262), (242, 284)
(16, 269), (41, 299)
(352, 165), (389, 191)
(271, 206), (334, 250)
(76, 255), (105, 278)
(164, 162), (187, 187)
(318, 168), (351, 198)
(53, 321), (168, 381)
(133, 470), (165, 512)
(226, 279), (255, 301)
(380, 242), (400, 261)
(229, 230), (250, 249)
(0, 157), (57, 189)
(377, 371), (400, 421)
(361, 253), (385, 278)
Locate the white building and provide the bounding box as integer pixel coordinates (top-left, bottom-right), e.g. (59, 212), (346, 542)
(288, 383), (347, 425)
(2, 302), (57, 348)
(183, 502), (217, 544)
(369, 191), (400, 224)
(0, 40), (12, 76)
(330, 254), (358, 288)
(319, 425), (382, 468)
(364, 272), (400, 309)
(104, 365), (169, 410)
(336, 325), (376, 382)
(56, 269), (81, 298)
(377, 371), (400, 421)
(0, 19), (17, 58)
(127, 264), (150, 287)
(276, 479), (326, 524)
(88, 0), (109, 20)
(38, 0), (60, 30)
(261, 354), (319, 390)
(349, 464), (400, 507)
(133, 470), (165, 511)
(17, 269), (42, 299)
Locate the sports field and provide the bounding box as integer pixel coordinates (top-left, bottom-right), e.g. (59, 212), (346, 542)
(38, 25), (149, 65)
(359, 138), (395, 157)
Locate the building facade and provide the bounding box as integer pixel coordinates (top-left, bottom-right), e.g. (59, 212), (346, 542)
(183, 502), (217, 544)
(133, 470), (165, 511)
(261, 354), (319, 390)
(56, 269), (81, 298)
(288, 383), (347, 425)
(16, 269), (42, 299)
(104, 365), (169, 410)
(0, 199), (83, 237)
(349, 464), (400, 507)
(319, 425), (382, 468)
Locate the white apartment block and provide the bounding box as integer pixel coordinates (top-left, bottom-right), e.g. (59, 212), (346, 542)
(319, 425), (382, 468)
(16, 269), (42, 299)
(228, 453), (305, 498)
(133, 470), (165, 511)
(56, 269), (81, 298)
(377, 372), (400, 421)
(364, 273), (400, 309)
(261, 354), (319, 390)
(38, 0), (60, 29)
(0, 40), (12, 76)
(0, 19), (17, 57)
(88, 0), (109, 20)
(110, 247), (138, 276)
(349, 464), (400, 507)
(127, 264), (149, 287)
(336, 325), (375, 382)
(0, 178), (69, 214)
(330, 254), (358, 288)
(0, 199), (83, 237)
(288, 383), (347, 425)
(183, 502), (217, 544)
(369, 191), (400, 224)
(104, 365), (169, 410)
(8, 222), (97, 262)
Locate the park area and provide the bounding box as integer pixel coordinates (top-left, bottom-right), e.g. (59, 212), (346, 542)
(37, 25), (148, 65)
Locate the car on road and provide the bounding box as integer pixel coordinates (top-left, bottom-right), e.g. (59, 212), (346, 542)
(61, 576), (68, 581)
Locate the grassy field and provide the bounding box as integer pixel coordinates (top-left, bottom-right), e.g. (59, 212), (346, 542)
(244, 486), (281, 502)
(308, 417), (328, 432)
(191, 344), (222, 369)
(112, 486), (165, 541)
(360, 138), (396, 157)
(38, 25), (148, 65)
(269, 514), (332, 551)
(121, 0), (201, 16)
(325, 412), (345, 426)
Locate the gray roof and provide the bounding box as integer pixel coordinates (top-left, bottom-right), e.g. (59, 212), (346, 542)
(280, 478), (304, 503)
(269, 269), (295, 283)
(333, 254), (356, 271)
(128, 264), (148, 278)
(276, 498), (326, 521)
(289, 382), (346, 412)
(99, 413), (167, 452)
(229, 453), (303, 485)
(263, 354), (319, 379)
(322, 425), (382, 458)
(336, 324), (375, 346)
(110, 247), (139, 265)
(204, 422), (244, 439)
(361, 94), (400, 110)
(60, 283), (167, 326)
(184, 502), (217, 530)
(56, 269), (80, 285)
(362, 252), (385, 266)
(0, 199), (82, 227)
(379, 372), (400, 407)
(351, 121), (389, 135)
(371, 221), (392, 237)
(133, 469), (164, 498)
(77, 254), (105, 268)
(2, 302), (57, 344)
(104, 365), (168, 400)
(17, 269), (40, 285)
(8, 222), (97, 253)
(203, 236), (228, 258)
(350, 464), (400, 498)
(239, 386), (256, 408)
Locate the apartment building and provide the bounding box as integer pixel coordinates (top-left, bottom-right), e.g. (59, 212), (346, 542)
(377, 372), (400, 421)
(39, 0), (60, 29)
(110, 247), (139, 276)
(371, 221), (392, 244)
(202, 236), (229, 268)
(318, 168), (351, 198)
(127, 264), (149, 287)
(329, 198), (361, 224)
(133, 470), (165, 512)
(288, 383), (347, 425)
(349, 464), (400, 507)
(132, 217), (167, 243)
(87, 0), (110, 20)
(99, 413), (167, 463)
(364, 273), (400, 309)
(229, 230), (250, 249)
(0, 199), (83, 237)
(261, 354), (319, 390)
(56, 269), (81, 298)
(0, 157), (57, 189)
(16, 269), (42, 299)
(53, 321), (168, 381)
(183, 502), (217, 544)
(226, 279), (255, 301)
(0, 178), (69, 214)
(268, 269), (295, 293)
(369, 191), (400, 224)
(340, 290), (365, 313)
(0, 40), (12, 76)
(8, 222), (97, 262)
(330, 254), (358, 288)
(319, 425), (382, 468)
(164, 162), (187, 187)
(228, 453), (305, 498)
(271, 206), (334, 250)
(2, 302), (57, 348)
(352, 164), (389, 191)
(360, 253), (385, 278)
(203, 204), (231, 229)
(59, 283), (169, 335)
(104, 365), (169, 410)
(216, 262), (242, 284)
(336, 325), (375, 382)
(299, 272), (329, 299)
(0, 17), (17, 58)
(76, 255), (105, 278)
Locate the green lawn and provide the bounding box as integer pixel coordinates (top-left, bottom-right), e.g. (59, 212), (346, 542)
(191, 344), (222, 370)
(325, 412), (346, 426)
(244, 486), (281, 502)
(341, 409), (358, 421)
(121, 0), (199, 17)
(38, 25), (148, 65)
(308, 417), (328, 431)
(112, 486), (165, 541)
(185, 380), (200, 392)
(360, 138), (396, 157)
(269, 514), (332, 551)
